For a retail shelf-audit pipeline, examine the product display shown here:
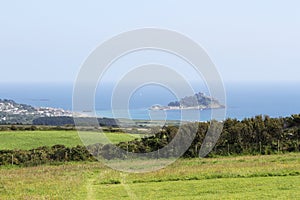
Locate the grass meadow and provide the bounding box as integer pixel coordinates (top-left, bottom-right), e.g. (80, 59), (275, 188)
(0, 153), (299, 199)
(0, 130), (139, 150)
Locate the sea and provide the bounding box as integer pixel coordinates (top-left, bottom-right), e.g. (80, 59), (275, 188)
(1, 81), (300, 122)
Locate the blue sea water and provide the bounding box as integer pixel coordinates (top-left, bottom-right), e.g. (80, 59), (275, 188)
(0, 81), (299, 121)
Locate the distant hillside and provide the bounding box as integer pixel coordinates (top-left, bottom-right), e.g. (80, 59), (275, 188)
(32, 116), (119, 127)
(0, 99), (72, 124)
(0, 99), (120, 126)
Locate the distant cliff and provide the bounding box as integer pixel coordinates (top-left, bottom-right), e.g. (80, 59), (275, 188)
(150, 92), (224, 110)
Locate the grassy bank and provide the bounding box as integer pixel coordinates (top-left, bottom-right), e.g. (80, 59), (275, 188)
(0, 153), (299, 199)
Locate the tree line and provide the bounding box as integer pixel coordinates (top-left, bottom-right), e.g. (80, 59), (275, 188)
(98, 114), (300, 159)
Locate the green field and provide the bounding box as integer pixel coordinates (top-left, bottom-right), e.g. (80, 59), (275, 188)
(0, 130), (139, 150)
(0, 153), (299, 199)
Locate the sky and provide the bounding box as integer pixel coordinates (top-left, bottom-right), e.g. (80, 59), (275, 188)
(0, 0), (299, 84)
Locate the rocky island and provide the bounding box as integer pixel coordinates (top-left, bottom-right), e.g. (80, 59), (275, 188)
(150, 92), (225, 111)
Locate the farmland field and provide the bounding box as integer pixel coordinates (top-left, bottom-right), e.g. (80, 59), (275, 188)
(0, 130), (139, 150)
(0, 153), (299, 199)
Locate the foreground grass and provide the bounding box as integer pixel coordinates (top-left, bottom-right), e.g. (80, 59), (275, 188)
(0, 153), (299, 199)
(97, 176), (300, 199)
(0, 130), (139, 150)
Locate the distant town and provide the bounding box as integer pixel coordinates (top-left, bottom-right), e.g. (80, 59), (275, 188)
(0, 99), (72, 124)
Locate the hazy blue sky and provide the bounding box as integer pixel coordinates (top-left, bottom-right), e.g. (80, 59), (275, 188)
(0, 0), (299, 83)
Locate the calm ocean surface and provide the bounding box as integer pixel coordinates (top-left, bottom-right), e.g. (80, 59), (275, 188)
(1, 82), (299, 121)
